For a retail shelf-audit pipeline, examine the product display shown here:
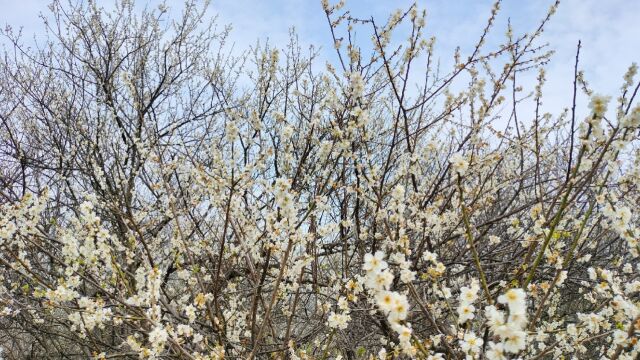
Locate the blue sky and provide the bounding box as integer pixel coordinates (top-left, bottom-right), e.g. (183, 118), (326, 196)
(2, 0), (639, 118)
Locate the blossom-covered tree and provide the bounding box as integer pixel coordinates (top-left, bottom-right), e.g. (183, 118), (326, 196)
(1, 0), (639, 359)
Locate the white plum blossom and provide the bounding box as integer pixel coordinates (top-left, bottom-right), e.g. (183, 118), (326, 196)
(497, 288), (527, 314)
(327, 312), (351, 330)
(449, 152), (470, 176)
(457, 304), (476, 323)
(363, 251), (388, 273)
(460, 331), (483, 354)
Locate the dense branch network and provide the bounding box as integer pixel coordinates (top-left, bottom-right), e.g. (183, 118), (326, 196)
(0, 0), (639, 359)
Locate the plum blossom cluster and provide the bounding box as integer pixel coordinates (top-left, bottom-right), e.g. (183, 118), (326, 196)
(485, 289), (528, 358)
(363, 251), (414, 354)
